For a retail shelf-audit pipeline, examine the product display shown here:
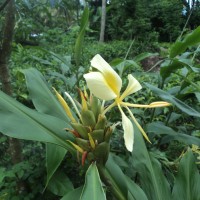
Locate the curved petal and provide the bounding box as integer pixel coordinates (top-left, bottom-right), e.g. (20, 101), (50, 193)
(84, 72), (117, 100)
(91, 54), (122, 96)
(118, 105), (134, 152)
(120, 74), (142, 100)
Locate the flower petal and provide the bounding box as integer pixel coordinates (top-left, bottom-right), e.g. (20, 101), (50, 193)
(84, 72), (117, 100)
(118, 105), (134, 152)
(125, 106), (151, 144)
(91, 54), (122, 96)
(120, 74), (142, 100)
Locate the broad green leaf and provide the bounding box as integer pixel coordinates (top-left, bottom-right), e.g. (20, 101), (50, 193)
(45, 143), (67, 188)
(31, 55), (53, 65)
(145, 83), (200, 118)
(170, 26), (200, 58)
(125, 176), (148, 200)
(160, 57), (200, 80)
(23, 68), (72, 187)
(22, 68), (69, 122)
(147, 122), (200, 146)
(160, 58), (198, 80)
(160, 59), (184, 80)
(0, 90), (75, 154)
(195, 92), (200, 102)
(105, 154), (128, 199)
(80, 163), (106, 200)
(115, 60), (140, 77)
(32, 46), (71, 65)
(133, 52), (158, 63)
(74, 6), (89, 66)
(47, 171), (74, 196)
(172, 149), (200, 200)
(61, 187), (83, 200)
(131, 124), (171, 200)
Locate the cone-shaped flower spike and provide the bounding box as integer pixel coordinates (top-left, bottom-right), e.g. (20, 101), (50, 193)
(54, 87), (111, 165)
(84, 54), (171, 152)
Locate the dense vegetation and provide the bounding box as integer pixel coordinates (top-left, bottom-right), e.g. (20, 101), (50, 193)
(0, 0), (200, 199)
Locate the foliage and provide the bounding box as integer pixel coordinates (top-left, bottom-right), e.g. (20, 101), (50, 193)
(1, 1), (200, 199)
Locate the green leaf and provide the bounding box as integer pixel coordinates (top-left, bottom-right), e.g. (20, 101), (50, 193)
(160, 59), (186, 80)
(115, 60), (140, 77)
(105, 154), (128, 199)
(195, 92), (200, 102)
(125, 176), (148, 200)
(45, 143), (67, 189)
(133, 52), (158, 63)
(22, 68), (69, 122)
(145, 83), (200, 118)
(23, 68), (73, 188)
(74, 6), (89, 66)
(32, 46), (71, 66)
(131, 124), (171, 200)
(160, 57), (200, 80)
(0, 90), (75, 154)
(170, 26), (200, 58)
(172, 149), (200, 200)
(61, 187), (83, 200)
(0, 167), (6, 183)
(47, 171), (74, 196)
(147, 122), (200, 146)
(80, 163), (106, 200)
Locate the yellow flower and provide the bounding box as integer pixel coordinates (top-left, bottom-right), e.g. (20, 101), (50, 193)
(84, 54), (170, 152)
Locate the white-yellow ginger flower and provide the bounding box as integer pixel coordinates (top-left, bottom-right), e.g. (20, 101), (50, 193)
(84, 54), (170, 152)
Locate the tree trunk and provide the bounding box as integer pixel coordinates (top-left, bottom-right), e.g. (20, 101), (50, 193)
(99, 0), (106, 42)
(0, 0), (26, 194)
(0, 0), (14, 94)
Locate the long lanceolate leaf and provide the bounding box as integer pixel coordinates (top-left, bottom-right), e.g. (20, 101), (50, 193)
(147, 122), (200, 146)
(80, 163), (106, 200)
(45, 144), (67, 189)
(22, 68), (74, 187)
(131, 124), (171, 200)
(125, 176), (148, 200)
(22, 68), (70, 121)
(74, 6), (89, 66)
(145, 83), (200, 118)
(170, 26), (200, 58)
(172, 149), (200, 200)
(0, 90), (75, 154)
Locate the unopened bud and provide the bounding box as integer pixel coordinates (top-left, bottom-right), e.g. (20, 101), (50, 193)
(71, 123), (90, 139)
(76, 138), (90, 151)
(81, 110), (96, 128)
(94, 114), (107, 130)
(90, 96), (101, 120)
(93, 142), (110, 165)
(91, 129), (104, 143)
(104, 127), (113, 142)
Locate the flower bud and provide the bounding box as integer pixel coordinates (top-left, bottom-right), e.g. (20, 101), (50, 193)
(76, 138), (90, 151)
(90, 96), (102, 120)
(93, 142), (110, 165)
(94, 114), (107, 130)
(71, 123), (90, 139)
(104, 127), (113, 142)
(91, 129), (104, 143)
(81, 110), (96, 128)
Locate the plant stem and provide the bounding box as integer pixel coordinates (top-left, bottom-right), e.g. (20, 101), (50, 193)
(97, 164), (127, 200)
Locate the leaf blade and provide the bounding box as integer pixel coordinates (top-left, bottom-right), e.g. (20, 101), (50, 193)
(80, 163), (106, 200)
